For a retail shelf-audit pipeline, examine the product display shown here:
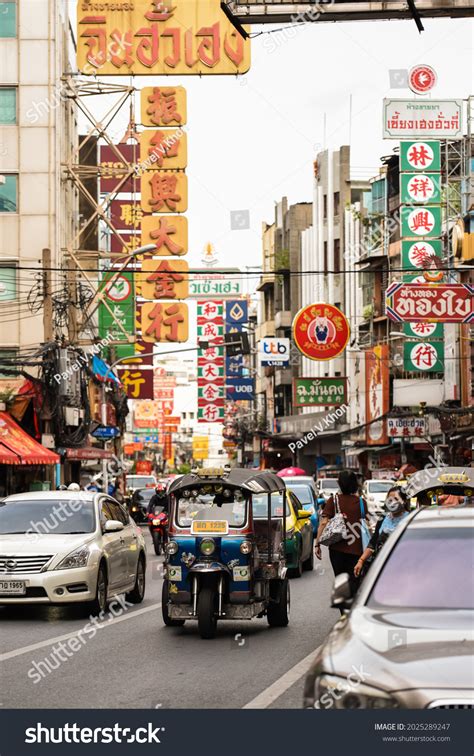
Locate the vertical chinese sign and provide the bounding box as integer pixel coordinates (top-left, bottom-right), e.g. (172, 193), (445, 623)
(197, 301), (225, 423)
(399, 141), (445, 373)
(365, 344), (389, 445)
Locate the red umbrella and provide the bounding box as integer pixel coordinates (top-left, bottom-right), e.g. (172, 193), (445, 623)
(276, 466), (307, 477)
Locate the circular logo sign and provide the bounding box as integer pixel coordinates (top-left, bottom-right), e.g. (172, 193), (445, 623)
(105, 275), (131, 302)
(409, 65), (437, 94)
(292, 303), (350, 361)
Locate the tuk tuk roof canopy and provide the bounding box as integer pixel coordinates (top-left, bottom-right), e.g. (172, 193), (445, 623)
(168, 468), (287, 496)
(405, 467), (474, 497)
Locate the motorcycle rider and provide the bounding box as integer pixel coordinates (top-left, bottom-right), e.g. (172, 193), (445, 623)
(147, 481), (169, 515)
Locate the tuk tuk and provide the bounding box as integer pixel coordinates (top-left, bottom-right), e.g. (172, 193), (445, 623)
(162, 467), (290, 639)
(405, 466), (474, 507)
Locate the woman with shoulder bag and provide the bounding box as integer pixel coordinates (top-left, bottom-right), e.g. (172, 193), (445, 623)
(315, 470), (369, 599)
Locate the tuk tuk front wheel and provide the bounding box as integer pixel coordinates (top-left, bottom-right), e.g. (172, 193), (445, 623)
(197, 586), (218, 639)
(161, 581), (185, 627)
(267, 578), (290, 627)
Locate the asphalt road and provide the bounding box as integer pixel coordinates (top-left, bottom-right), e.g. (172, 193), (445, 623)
(0, 532), (338, 709)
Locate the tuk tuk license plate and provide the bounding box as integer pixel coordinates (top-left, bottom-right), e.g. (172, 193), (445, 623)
(0, 580), (27, 596)
(191, 521), (228, 535)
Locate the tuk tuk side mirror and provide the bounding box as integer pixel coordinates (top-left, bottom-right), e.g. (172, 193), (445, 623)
(331, 573), (354, 611)
(297, 509), (311, 519)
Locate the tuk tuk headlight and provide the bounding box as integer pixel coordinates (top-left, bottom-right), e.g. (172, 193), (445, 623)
(240, 540), (253, 555)
(165, 541), (179, 556)
(200, 539), (215, 556)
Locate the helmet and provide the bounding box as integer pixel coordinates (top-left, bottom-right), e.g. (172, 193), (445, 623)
(67, 483), (81, 491)
(156, 482), (166, 493)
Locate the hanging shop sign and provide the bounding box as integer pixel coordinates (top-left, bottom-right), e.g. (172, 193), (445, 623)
(226, 378), (254, 401)
(365, 345), (390, 446)
(197, 301), (225, 423)
(140, 216), (188, 256)
(138, 301), (189, 343)
(140, 172), (187, 214)
(188, 269), (243, 298)
(99, 144), (140, 194)
(388, 417), (426, 438)
(139, 259), (189, 300)
(408, 65), (437, 95)
(141, 87), (187, 127)
(292, 304), (350, 361)
(109, 200), (144, 231)
(139, 128), (187, 171)
(257, 338), (290, 367)
(116, 366), (154, 400)
(401, 239), (443, 271)
(383, 100), (462, 139)
(403, 341), (444, 372)
(400, 206), (442, 238)
(98, 271), (134, 342)
(225, 299), (248, 326)
(403, 322), (443, 339)
(400, 141), (441, 172)
(293, 377), (347, 408)
(77, 0), (250, 76)
(385, 283), (474, 323)
(400, 173), (441, 204)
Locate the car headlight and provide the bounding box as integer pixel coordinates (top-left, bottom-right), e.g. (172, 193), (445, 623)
(240, 540), (253, 555)
(315, 675), (398, 709)
(54, 545), (91, 570)
(152, 518), (160, 526)
(165, 541), (179, 555)
(200, 538), (215, 556)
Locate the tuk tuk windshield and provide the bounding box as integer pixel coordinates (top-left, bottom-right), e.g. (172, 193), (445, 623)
(252, 492), (290, 518)
(176, 494), (247, 528)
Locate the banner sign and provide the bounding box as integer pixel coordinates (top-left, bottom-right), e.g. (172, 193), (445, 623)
(388, 417), (426, 438)
(98, 272), (134, 342)
(293, 377), (347, 408)
(404, 341), (444, 372)
(386, 283), (474, 323)
(188, 270), (242, 298)
(400, 141), (441, 172)
(383, 100), (462, 139)
(401, 239), (443, 271)
(77, 0), (251, 77)
(226, 378), (254, 401)
(365, 345), (389, 446)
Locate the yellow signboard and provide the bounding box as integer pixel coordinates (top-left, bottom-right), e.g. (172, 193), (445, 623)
(141, 87), (187, 127)
(191, 520), (228, 534)
(140, 259), (189, 301)
(141, 172), (187, 214)
(77, 0), (250, 76)
(193, 450), (208, 460)
(139, 301), (189, 343)
(193, 436), (210, 450)
(140, 216), (188, 256)
(139, 129), (187, 171)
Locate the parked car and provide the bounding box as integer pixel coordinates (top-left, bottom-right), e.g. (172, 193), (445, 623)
(0, 492), (146, 612)
(362, 478), (396, 515)
(316, 477), (340, 502)
(281, 476), (319, 535)
(303, 506), (474, 709)
(125, 474), (156, 493)
(253, 489), (314, 578)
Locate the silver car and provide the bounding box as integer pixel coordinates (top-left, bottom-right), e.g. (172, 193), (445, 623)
(0, 492), (146, 612)
(304, 506), (474, 709)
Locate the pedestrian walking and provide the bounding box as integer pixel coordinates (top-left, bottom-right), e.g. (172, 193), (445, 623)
(354, 486), (410, 578)
(315, 470), (369, 598)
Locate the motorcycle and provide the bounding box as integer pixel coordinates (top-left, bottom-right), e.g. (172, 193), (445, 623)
(148, 506), (168, 555)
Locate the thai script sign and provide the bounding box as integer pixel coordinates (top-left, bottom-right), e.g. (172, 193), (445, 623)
(385, 283), (474, 323)
(293, 377), (347, 408)
(77, 0), (250, 76)
(188, 270), (242, 298)
(383, 99), (462, 139)
(388, 417), (426, 437)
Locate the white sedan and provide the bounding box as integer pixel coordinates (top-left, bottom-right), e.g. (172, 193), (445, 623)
(0, 492), (146, 612)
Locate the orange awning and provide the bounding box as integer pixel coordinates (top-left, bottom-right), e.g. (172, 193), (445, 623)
(0, 412), (60, 466)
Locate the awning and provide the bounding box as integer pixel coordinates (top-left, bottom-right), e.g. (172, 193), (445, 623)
(0, 412), (60, 465)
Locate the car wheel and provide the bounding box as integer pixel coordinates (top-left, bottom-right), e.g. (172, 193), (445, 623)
(303, 537), (314, 571)
(161, 581), (185, 627)
(126, 555), (146, 604)
(197, 586), (218, 639)
(90, 563), (108, 615)
(267, 578), (290, 627)
(288, 545), (303, 579)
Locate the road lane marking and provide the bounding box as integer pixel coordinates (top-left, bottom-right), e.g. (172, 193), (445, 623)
(242, 647), (321, 709)
(0, 602), (162, 663)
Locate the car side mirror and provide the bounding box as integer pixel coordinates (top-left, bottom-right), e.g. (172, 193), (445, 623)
(297, 509), (311, 519)
(331, 573), (354, 610)
(104, 519), (124, 533)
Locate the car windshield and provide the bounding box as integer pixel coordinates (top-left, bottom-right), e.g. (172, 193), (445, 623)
(134, 488), (155, 503)
(367, 481), (394, 493)
(368, 527), (474, 610)
(285, 483), (314, 506)
(127, 476), (154, 488)
(176, 494), (247, 528)
(0, 498), (96, 535)
(321, 479), (339, 490)
(252, 492), (290, 518)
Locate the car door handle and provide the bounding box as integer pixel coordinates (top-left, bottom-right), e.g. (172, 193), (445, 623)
(120, 537), (125, 545)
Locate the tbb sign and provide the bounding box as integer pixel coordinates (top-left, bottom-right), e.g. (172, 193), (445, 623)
(385, 283), (474, 324)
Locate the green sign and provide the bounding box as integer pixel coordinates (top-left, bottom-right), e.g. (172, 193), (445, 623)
(98, 271), (135, 342)
(401, 173), (441, 204)
(403, 341), (444, 372)
(401, 239), (443, 270)
(293, 377), (347, 408)
(403, 322), (443, 340)
(400, 141), (441, 172)
(401, 205), (442, 238)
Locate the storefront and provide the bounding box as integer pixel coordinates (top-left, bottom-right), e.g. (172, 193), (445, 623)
(0, 411), (60, 495)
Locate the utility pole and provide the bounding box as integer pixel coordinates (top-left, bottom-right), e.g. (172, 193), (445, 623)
(42, 248), (53, 341)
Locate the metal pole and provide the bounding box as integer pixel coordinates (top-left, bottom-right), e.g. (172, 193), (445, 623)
(101, 382), (108, 493)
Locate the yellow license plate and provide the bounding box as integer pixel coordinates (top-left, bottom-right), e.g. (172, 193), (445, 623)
(191, 520), (228, 534)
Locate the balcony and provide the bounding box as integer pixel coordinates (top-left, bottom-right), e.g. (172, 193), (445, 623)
(275, 310), (291, 330)
(255, 320), (275, 340)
